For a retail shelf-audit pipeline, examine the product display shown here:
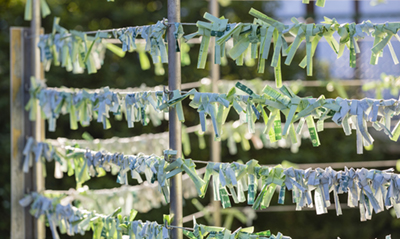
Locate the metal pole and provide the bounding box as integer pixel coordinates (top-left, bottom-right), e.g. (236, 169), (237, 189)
(167, 0), (183, 238)
(31, 0), (45, 237)
(209, 0), (222, 227)
(305, 1), (315, 22)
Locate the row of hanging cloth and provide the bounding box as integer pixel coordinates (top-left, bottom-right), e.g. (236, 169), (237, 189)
(22, 138), (400, 222)
(20, 193), (291, 239)
(28, 73), (400, 159)
(23, 3), (400, 239)
(40, 171), (202, 215)
(36, 9), (400, 86)
(26, 77), (400, 154)
(19, 192), (394, 239)
(37, 17), (171, 74)
(28, 181), (257, 227)
(46, 119), (306, 160)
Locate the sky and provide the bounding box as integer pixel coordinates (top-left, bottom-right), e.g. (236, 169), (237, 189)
(274, 0), (400, 82)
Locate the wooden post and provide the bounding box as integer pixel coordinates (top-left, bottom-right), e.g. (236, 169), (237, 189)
(30, 0), (46, 237)
(10, 27), (34, 239)
(10, 27), (45, 239)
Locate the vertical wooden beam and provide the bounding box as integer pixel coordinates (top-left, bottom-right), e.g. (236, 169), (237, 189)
(10, 25), (45, 239)
(10, 27), (35, 239)
(209, 0), (222, 227)
(30, 0), (46, 236)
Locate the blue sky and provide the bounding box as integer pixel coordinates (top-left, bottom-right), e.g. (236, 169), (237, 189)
(274, 0), (400, 81)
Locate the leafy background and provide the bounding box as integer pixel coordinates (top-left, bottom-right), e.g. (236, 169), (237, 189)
(1, 0), (400, 238)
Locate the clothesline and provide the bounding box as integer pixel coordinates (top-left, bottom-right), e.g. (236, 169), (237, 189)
(28, 21), (197, 39)
(37, 77), (373, 96)
(35, 18), (400, 40)
(36, 76), (398, 152)
(47, 120), (305, 157)
(170, 81), (400, 154)
(41, 76), (391, 100)
(28, 134), (400, 174)
(41, 167), (207, 215)
(184, 78), (368, 90)
(20, 193), (290, 239)
(30, 77), (387, 98)
(189, 158), (399, 168)
(22, 137), (400, 221)
(46, 117), (399, 162)
(181, 203), (350, 223)
(95, 34), (392, 45)
(45, 166), (207, 195)
(19, 192), (393, 239)
(37, 9), (400, 78)
(34, 156), (399, 217)
(27, 77), (400, 153)
(26, 77), (169, 131)
(101, 37), (202, 44)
